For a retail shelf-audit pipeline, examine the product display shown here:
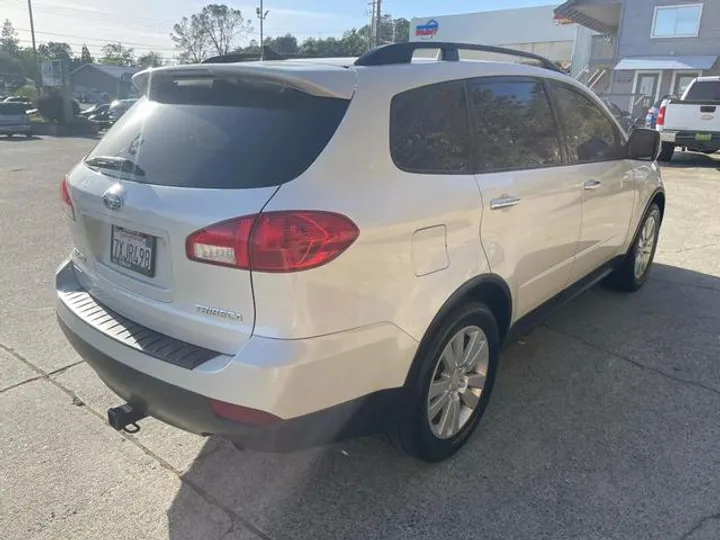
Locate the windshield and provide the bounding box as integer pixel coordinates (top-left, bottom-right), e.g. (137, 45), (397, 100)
(684, 81), (720, 101)
(86, 77), (349, 189)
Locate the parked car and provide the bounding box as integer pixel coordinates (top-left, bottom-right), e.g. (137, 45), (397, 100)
(108, 98), (136, 122)
(0, 102), (33, 138)
(80, 103), (109, 117)
(56, 43), (664, 462)
(655, 77), (720, 161)
(3, 96), (32, 105)
(645, 95), (675, 129)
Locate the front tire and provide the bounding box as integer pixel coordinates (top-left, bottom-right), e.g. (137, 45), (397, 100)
(658, 142), (675, 162)
(608, 203), (661, 292)
(390, 303), (499, 462)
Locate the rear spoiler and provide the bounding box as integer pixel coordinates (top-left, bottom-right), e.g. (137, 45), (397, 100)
(132, 64), (356, 100)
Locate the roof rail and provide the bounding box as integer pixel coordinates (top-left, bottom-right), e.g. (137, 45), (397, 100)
(202, 46), (286, 64)
(354, 42), (564, 73)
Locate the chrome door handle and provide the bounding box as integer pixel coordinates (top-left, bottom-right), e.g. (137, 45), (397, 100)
(583, 179), (602, 190)
(490, 195), (521, 210)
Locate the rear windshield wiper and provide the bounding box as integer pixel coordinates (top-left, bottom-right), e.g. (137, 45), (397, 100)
(85, 156), (146, 177)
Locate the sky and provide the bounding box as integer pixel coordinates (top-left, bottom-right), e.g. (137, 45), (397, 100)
(1, 0), (553, 60)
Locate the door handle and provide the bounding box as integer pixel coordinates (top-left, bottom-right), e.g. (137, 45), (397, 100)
(583, 179), (602, 190)
(490, 195), (521, 210)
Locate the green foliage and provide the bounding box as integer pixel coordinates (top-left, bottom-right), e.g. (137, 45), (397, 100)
(137, 51), (163, 68)
(171, 4), (252, 62)
(1, 19), (19, 56)
(100, 43), (135, 66)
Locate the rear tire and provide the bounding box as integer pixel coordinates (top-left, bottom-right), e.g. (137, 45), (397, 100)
(658, 142), (674, 162)
(607, 203), (661, 292)
(389, 302), (499, 462)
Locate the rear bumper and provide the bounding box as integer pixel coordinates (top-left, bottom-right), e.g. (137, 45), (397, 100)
(0, 124), (31, 134)
(660, 130), (720, 150)
(55, 260), (415, 451)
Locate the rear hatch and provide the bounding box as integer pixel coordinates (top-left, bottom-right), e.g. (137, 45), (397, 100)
(0, 103), (30, 127)
(664, 80), (720, 132)
(65, 65), (353, 354)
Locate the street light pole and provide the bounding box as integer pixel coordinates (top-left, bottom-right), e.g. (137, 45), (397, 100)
(256, 1), (269, 60)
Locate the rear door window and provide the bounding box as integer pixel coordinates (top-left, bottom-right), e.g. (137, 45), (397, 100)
(551, 83), (623, 163)
(684, 81), (720, 101)
(86, 76), (350, 189)
(0, 103), (28, 116)
(390, 80), (471, 173)
(467, 78), (563, 172)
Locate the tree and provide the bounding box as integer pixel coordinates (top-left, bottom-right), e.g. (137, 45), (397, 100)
(100, 43), (135, 66)
(264, 34), (298, 56)
(171, 4), (252, 62)
(38, 41), (73, 62)
(199, 4), (252, 56)
(137, 51), (163, 68)
(80, 44), (94, 64)
(171, 15), (210, 63)
(1, 19), (19, 56)
(0, 50), (25, 88)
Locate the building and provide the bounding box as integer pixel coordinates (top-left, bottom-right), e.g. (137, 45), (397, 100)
(555, 0), (720, 116)
(409, 5), (596, 76)
(69, 63), (141, 103)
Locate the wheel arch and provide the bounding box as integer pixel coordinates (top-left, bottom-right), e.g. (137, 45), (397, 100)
(404, 274), (512, 386)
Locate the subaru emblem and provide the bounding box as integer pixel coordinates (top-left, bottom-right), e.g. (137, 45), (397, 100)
(103, 184), (124, 211)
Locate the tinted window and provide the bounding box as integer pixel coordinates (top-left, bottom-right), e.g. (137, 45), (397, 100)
(552, 84), (622, 163)
(390, 81), (470, 173)
(468, 79), (562, 172)
(685, 81), (720, 101)
(0, 103), (28, 116)
(87, 77), (349, 189)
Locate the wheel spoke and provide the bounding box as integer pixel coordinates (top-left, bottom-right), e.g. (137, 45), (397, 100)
(428, 392), (450, 420)
(466, 373), (486, 389)
(437, 396), (454, 435)
(449, 396), (460, 436)
(440, 348), (456, 372)
(462, 331), (486, 371)
(460, 388), (480, 410)
(450, 333), (465, 366)
(429, 377), (450, 400)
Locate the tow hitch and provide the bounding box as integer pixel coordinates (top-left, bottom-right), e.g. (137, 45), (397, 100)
(107, 404), (146, 433)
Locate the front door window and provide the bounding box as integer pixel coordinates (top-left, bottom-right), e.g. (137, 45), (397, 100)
(673, 72), (701, 97)
(633, 73), (660, 116)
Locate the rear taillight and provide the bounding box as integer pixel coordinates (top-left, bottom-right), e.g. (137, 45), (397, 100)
(208, 398), (281, 426)
(657, 104), (667, 127)
(60, 176), (75, 220)
(186, 211), (359, 273)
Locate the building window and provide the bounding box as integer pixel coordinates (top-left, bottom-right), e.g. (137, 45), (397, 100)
(651, 4), (703, 38)
(672, 71), (702, 97)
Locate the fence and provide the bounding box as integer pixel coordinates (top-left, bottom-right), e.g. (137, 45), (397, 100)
(597, 92), (654, 118)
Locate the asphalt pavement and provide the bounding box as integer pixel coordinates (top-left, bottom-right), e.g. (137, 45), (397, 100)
(2, 136), (720, 540)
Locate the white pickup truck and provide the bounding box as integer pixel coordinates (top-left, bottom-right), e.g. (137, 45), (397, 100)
(655, 76), (720, 162)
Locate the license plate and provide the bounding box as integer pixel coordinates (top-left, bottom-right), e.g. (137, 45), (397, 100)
(695, 133), (712, 142)
(110, 226), (156, 277)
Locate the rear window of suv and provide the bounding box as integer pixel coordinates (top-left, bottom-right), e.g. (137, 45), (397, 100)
(684, 81), (720, 102)
(86, 76), (350, 189)
(0, 103), (29, 116)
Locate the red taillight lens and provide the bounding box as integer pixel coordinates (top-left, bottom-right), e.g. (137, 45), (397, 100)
(60, 176), (75, 220)
(186, 211), (359, 272)
(208, 398), (281, 426)
(657, 104), (666, 126)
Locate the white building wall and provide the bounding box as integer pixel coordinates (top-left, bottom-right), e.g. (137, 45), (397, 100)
(409, 5), (584, 64)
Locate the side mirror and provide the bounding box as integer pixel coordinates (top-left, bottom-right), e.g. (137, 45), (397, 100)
(627, 128), (660, 160)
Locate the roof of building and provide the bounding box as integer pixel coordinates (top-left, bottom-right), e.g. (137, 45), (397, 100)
(614, 56), (718, 71)
(69, 63), (141, 79)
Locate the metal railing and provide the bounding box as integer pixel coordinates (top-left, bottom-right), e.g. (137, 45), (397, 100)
(588, 34), (616, 67)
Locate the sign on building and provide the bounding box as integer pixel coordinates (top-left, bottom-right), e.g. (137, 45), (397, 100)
(41, 59), (64, 87)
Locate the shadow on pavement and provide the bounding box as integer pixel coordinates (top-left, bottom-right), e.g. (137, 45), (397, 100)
(663, 150), (719, 170)
(0, 135), (41, 142)
(167, 263), (720, 540)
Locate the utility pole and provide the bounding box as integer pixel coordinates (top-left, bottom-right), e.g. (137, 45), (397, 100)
(256, 0), (269, 60)
(27, 0), (39, 83)
(369, 0), (383, 47)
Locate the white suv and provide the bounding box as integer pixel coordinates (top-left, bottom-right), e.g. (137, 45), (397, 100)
(56, 43), (665, 462)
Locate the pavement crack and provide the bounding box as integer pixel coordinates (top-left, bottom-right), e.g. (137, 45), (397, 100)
(541, 325), (720, 399)
(0, 375), (44, 394)
(680, 511), (720, 539)
(0, 340), (275, 540)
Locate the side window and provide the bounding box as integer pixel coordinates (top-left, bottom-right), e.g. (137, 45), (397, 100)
(390, 81), (471, 173)
(468, 78), (563, 172)
(552, 84), (623, 163)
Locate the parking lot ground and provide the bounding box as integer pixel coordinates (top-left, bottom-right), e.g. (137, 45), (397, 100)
(2, 137), (720, 540)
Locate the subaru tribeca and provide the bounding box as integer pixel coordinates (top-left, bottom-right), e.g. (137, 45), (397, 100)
(56, 43), (665, 462)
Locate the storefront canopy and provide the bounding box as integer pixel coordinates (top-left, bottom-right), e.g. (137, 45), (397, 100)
(614, 56), (718, 71)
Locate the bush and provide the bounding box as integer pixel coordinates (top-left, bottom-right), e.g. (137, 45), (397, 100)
(36, 94), (80, 123)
